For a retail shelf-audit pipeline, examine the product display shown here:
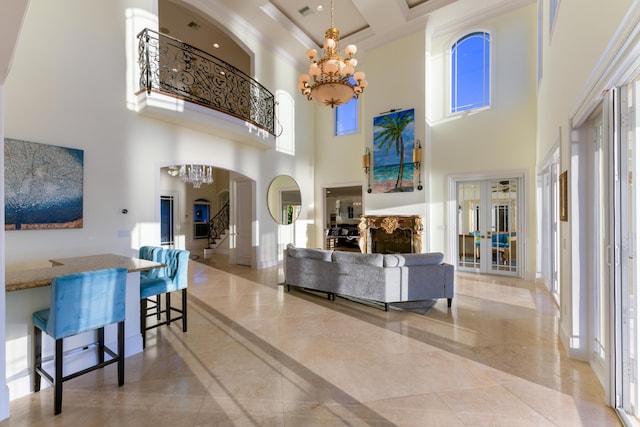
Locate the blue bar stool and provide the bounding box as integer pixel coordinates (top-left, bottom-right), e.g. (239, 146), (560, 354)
(33, 267), (128, 415)
(139, 246), (164, 280)
(140, 249), (189, 348)
(139, 246), (165, 321)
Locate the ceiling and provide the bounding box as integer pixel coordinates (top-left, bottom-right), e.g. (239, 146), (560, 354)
(267, 0), (455, 46)
(170, 0), (533, 69)
(2, 1), (534, 85)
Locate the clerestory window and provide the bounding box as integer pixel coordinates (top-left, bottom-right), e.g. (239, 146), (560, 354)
(451, 31), (491, 114)
(335, 77), (359, 136)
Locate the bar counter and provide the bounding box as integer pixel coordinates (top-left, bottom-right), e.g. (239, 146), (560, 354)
(6, 253), (164, 292)
(5, 253), (165, 401)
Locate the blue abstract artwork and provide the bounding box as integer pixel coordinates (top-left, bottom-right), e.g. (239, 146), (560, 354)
(4, 138), (83, 230)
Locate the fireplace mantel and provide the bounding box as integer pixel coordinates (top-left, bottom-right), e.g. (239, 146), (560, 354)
(358, 215), (423, 254)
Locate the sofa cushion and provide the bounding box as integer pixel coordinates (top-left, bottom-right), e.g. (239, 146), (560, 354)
(383, 252), (444, 267)
(287, 245), (333, 261)
(332, 251), (383, 267)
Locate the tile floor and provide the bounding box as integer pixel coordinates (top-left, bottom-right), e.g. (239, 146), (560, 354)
(1, 254), (622, 426)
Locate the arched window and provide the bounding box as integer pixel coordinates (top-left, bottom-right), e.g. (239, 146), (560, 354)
(451, 31), (491, 114)
(276, 90), (295, 155)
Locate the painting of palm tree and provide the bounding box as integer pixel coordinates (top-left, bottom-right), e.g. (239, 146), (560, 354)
(372, 108), (415, 192)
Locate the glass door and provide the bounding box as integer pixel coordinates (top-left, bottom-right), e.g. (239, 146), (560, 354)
(616, 78), (640, 424)
(457, 177), (520, 275)
(589, 108), (608, 382)
(457, 181), (481, 270)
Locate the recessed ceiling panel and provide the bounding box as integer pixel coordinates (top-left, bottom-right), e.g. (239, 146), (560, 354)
(406, 0), (430, 7)
(270, 0), (369, 46)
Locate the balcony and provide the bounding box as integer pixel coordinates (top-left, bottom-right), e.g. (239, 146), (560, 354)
(136, 28), (275, 146)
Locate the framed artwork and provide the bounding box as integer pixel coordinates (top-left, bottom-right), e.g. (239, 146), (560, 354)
(559, 170), (568, 222)
(4, 138), (84, 230)
(372, 108), (416, 193)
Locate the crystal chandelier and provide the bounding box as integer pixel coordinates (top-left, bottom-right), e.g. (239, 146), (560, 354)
(297, 0), (368, 108)
(176, 165), (213, 189)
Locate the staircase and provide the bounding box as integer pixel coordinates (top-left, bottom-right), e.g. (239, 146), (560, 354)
(207, 201), (230, 250)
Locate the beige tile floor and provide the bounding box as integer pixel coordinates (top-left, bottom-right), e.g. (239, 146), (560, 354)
(1, 254), (622, 426)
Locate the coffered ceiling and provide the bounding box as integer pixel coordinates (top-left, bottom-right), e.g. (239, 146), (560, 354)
(178, 0), (533, 67)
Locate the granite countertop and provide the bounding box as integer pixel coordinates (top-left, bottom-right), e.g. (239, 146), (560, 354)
(6, 253), (165, 292)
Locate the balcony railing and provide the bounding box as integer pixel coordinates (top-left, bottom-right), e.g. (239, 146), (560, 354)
(137, 28), (275, 136)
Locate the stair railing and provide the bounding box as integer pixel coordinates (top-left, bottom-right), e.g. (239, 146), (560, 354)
(208, 201), (230, 248)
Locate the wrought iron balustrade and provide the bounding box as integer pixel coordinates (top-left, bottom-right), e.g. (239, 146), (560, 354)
(208, 201), (230, 248)
(138, 28), (275, 136)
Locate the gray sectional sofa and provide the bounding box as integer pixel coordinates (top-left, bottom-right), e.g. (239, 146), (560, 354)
(284, 244), (454, 311)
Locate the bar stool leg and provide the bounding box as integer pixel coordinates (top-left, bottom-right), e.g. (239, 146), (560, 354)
(182, 289), (187, 332)
(33, 326), (42, 392)
(166, 293), (172, 326)
(97, 327), (105, 364)
(140, 298), (147, 349)
(117, 321), (125, 386)
(54, 338), (63, 415)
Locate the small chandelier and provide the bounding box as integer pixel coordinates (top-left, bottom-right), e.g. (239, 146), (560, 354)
(172, 165), (214, 189)
(297, 0), (368, 108)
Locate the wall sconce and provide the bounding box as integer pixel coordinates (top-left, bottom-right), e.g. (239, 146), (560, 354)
(362, 147), (372, 193)
(413, 139), (423, 191)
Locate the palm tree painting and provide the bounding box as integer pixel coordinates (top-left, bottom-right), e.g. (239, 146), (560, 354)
(372, 108), (415, 192)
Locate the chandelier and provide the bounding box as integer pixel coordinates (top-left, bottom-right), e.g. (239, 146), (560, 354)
(169, 165), (214, 189)
(297, 0), (368, 108)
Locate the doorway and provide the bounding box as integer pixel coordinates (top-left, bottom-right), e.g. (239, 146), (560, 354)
(455, 177), (521, 275)
(232, 180), (253, 266)
(160, 194), (175, 247)
(324, 185), (363, 251)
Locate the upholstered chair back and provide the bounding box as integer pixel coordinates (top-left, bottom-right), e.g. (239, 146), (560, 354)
(163, 249), (189, 290)
(44, 267), (127, 340)
(139, 246), (165, 279)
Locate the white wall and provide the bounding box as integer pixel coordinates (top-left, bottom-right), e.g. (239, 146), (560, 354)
(312, 4), (538, 270)
(426, 4), (538, 273)
(1, 0), (313, 407)
(536, 0), (635, 361)
(3, 0), (314, 271)
(0, 1), (30, 419)
(313, 30), (429, 251)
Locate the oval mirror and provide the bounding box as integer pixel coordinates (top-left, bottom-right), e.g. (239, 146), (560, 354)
(267, 175), (301, 224)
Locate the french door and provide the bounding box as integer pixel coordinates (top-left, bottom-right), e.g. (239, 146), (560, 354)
(614, 78), (640, 425)
(456, 177), (521, 275)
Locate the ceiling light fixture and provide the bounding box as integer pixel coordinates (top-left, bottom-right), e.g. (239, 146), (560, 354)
(297, 0), (368, 108)
(168, 165), (214, 189)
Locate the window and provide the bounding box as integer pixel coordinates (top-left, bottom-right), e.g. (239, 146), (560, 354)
(537, 0), (543, 85)
(335, 78), (359, 136)
(160, 195), (174, 246)
(550, 0), (560, 37)
(451, 31), (491, 114)
(275, 90), (295, 155)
